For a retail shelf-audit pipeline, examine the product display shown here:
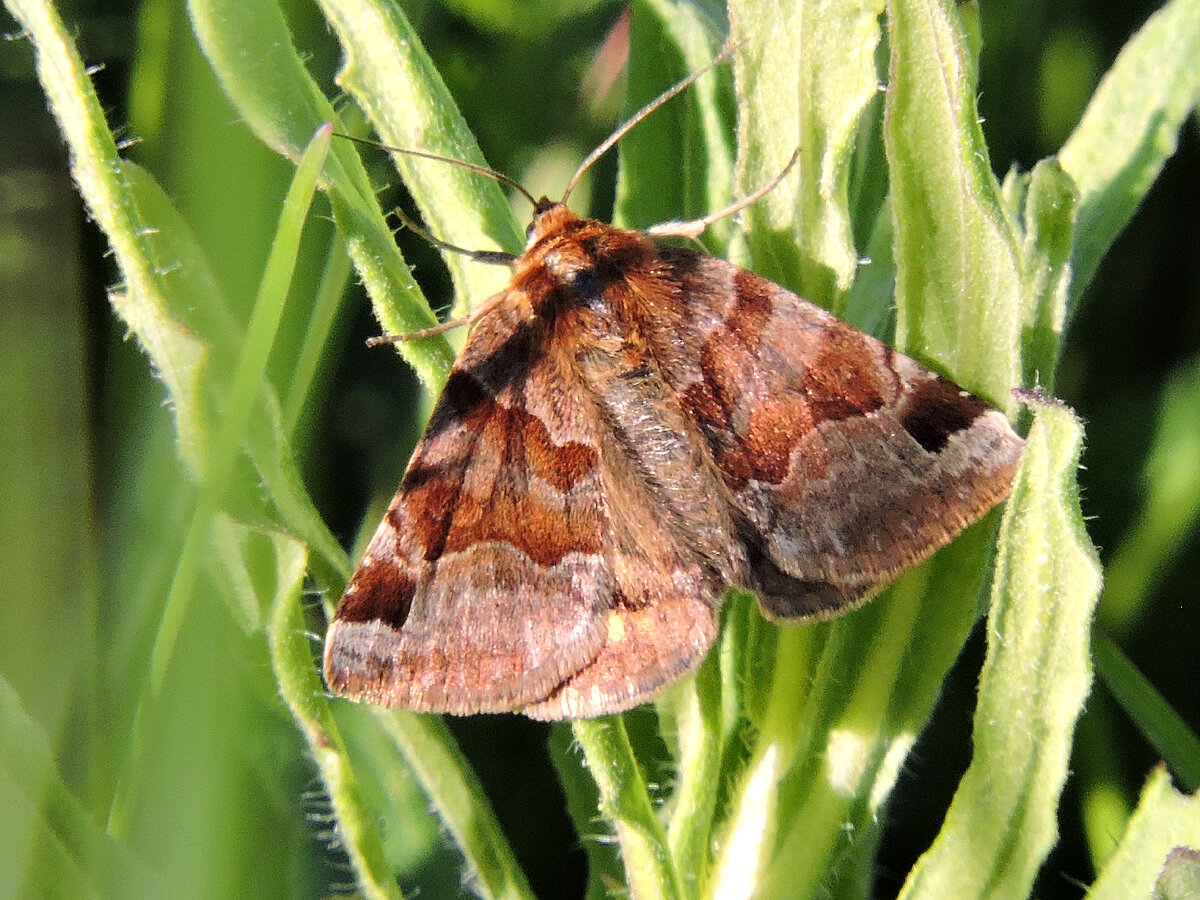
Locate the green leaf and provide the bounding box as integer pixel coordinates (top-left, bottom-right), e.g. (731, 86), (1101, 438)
(899, 397), (1103, 900)
(616, 0), (732, 239)
(0, 677), (164, 898)
(730, 0), (886, 307)
(1057, 0), (1200, 304)
(1003, 158), (1080, 392)
(885, 0), (1023, 411)
(1089, 767), (1200, 900)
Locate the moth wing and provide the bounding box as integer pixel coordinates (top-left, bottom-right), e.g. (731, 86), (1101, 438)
(649, 248), (1024, 618)
(524, 394), (725, 720)
(324, 306), (614, 714)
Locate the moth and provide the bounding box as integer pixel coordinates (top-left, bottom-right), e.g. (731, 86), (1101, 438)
(323, 52), (1025, 720)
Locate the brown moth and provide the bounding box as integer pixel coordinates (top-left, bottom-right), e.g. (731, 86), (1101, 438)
(323, 54), (1024, 720)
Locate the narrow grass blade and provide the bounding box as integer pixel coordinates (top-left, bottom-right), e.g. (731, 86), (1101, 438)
(1094, 635), (1200, 793)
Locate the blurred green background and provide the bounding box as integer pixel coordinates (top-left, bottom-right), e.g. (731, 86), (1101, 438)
(1, 0), (1197, 898)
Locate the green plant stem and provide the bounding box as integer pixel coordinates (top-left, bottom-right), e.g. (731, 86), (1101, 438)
(369, 713), (535, 900)
(266, 537), (404, 900)
(763, 576), (930, 900)
(574, 717), (685, 900)
(708, 628), (811, 899)
(663, 671), (724, 889)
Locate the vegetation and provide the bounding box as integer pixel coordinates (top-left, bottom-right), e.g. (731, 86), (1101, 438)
(2, 0), (1197, 897)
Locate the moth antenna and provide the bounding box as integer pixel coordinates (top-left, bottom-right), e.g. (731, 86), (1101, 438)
(561, 41), (738, 205)
(645, 146), (801, 240)
(334, 132), (539, 208)
(393, 207), (517, 266)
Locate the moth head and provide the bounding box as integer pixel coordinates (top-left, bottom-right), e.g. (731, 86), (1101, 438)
(526, 197), (561, 243)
